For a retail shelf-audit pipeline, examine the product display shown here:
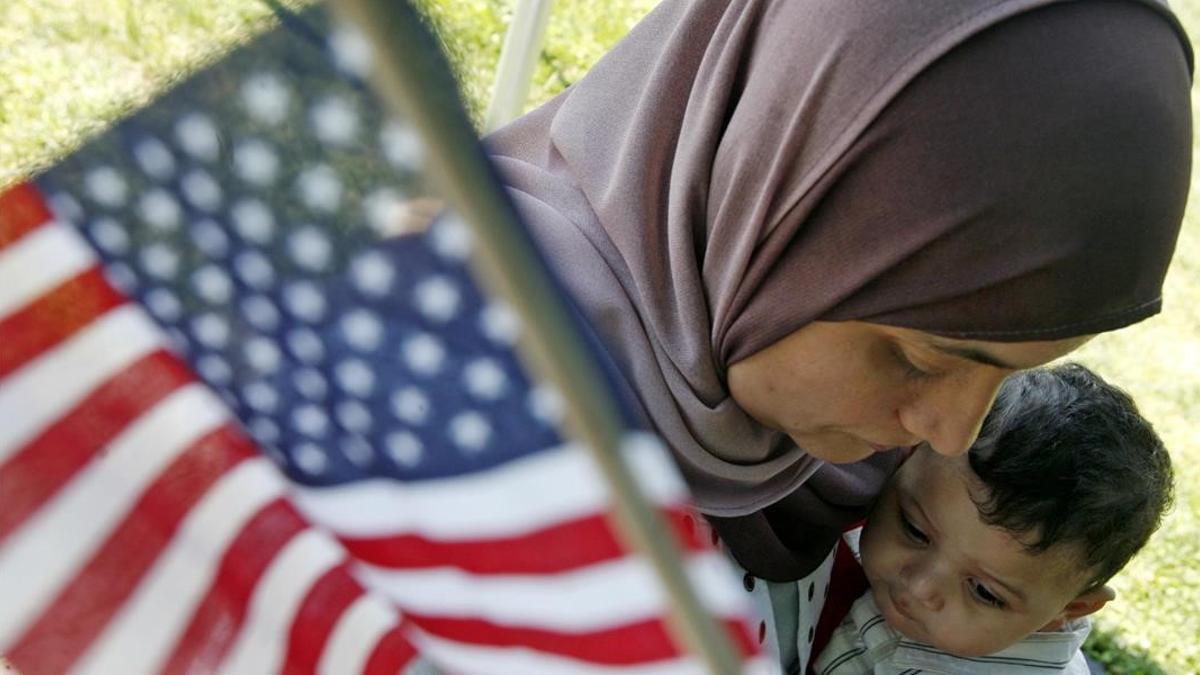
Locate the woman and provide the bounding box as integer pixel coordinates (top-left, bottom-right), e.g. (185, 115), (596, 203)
(489, 0), (1192, 670)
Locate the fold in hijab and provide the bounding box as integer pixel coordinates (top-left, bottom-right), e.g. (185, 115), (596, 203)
(488, 0), (1192, 578)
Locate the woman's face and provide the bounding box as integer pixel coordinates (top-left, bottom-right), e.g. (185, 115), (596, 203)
(726, 321), (1091, 463)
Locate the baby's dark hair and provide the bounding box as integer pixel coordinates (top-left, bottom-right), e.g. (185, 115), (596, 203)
(967, 363), (1172, 591)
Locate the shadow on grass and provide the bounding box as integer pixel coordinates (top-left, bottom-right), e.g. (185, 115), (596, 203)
(1084, 626), (1174, 675)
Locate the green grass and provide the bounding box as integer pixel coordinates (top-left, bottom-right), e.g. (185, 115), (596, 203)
(1064, 7), (1200, 671)
(1, 0), (1198, 672)
(0, 0), (310, 186)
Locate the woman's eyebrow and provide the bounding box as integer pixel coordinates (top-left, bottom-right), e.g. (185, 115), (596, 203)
(928, 343), (1020, 370)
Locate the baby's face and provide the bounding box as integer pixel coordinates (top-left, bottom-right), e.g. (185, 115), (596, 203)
(858, 445), (1091, 656)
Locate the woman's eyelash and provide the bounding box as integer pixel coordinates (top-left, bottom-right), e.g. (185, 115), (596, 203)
(969, 579), (1006, 609)
(891, 345), (929, 378)
(898, 509), (929, 544)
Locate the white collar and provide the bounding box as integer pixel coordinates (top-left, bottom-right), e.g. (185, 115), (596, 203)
(846, 592), (1091, 675)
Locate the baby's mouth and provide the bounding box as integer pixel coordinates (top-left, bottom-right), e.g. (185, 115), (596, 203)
(889, 590), (917, 622)
(875, 584), (926, 641)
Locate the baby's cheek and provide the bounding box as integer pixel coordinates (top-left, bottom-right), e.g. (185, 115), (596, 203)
(928, 612), (1020, 658)
(924, 613), (986, 656)
(856, 520), (891, 575)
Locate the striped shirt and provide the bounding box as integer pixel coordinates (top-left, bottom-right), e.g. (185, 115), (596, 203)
(812, 593), (1090, 675)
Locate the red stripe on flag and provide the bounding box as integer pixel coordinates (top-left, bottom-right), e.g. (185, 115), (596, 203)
(159, 499), (309, 675)
(364, 625), (419, 675)
(0, 350), (194, 544)
(281, 563), (364, 675)
(729, 618), (760, 657)
(340, 507), (710, 575)
(5, 426), (255, 674)
(0, 183), (53, 249)
(405, 614), (759, 666)
(0, 267), (126, 379)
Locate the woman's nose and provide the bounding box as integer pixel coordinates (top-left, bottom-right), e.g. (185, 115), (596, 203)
(900, 368), (1009, 457)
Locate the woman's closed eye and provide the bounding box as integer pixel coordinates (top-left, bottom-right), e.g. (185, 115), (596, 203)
(967, 578), (1007, 609)
(898, 509), (930, 545)
(890, 343), (933, 380)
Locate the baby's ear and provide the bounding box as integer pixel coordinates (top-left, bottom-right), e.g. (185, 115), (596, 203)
(1041, 585), (1114, 631)
(1066, 584), (1115, 619)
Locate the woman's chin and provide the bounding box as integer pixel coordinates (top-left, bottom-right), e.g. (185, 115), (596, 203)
(785, 432), (876, 464)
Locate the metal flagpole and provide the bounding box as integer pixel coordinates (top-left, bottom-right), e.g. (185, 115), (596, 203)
(332, 1), (744, 673)
(484, 0), (554, 132)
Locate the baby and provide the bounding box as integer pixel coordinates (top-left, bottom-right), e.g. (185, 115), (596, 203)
(813, 363), (1173, 675)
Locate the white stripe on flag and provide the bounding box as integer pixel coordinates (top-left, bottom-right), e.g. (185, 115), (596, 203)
(743, 656), (780, 675)
(318, 595), (398, 675)
(218, 529), (346, 675)
(292, 441), (687, 541)
(412, 628), (778, 675)
(0, 384), (227, 648)
(0, 305), (162, 465)
(620, 431), (691, 505)
(687, 551), (752, 617)
(356, 551), (746, 633)
(72, 459), (288, 675)
(0, 222), (96, 320)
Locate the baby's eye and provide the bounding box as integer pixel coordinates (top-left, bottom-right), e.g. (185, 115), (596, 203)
(898, 509), (929, 545)
(968, 579), (1006, 609)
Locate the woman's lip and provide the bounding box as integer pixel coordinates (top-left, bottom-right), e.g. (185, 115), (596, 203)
(868, 441), (921, 454)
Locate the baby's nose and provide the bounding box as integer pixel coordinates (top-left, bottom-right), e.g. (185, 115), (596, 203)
(908, 574), (945, 612)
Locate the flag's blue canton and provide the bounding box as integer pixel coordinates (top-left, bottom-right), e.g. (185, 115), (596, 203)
(34, 7), (565, 487)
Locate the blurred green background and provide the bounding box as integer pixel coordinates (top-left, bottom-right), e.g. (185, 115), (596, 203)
(0, 1), (1197, 672)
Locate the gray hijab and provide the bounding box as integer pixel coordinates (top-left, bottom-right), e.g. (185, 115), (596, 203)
(488, 0), (1192, 574)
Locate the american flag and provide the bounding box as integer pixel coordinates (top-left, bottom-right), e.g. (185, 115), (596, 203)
(0, 3), (765, 674)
